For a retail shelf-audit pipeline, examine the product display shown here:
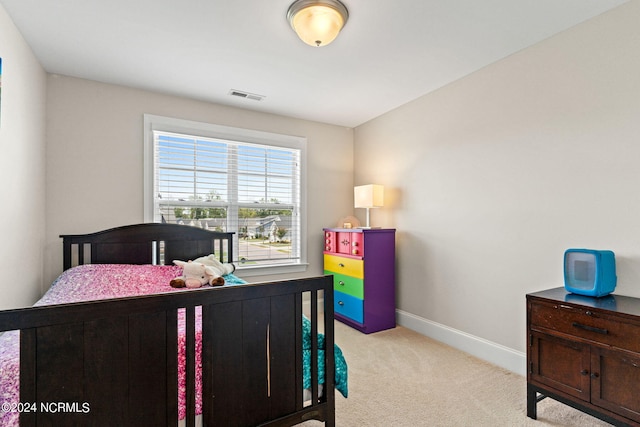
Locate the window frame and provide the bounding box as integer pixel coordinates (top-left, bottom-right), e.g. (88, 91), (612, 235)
(143, 114), (308, 276)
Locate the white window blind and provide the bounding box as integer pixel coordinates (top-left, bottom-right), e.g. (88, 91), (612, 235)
(144, 115), (306, 272)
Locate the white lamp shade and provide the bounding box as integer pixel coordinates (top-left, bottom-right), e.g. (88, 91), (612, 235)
(354, 184), (384, 209)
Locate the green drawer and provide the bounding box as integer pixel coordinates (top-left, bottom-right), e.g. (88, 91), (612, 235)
(324, 270), (364, 299)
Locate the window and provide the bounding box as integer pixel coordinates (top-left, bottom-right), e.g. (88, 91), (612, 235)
(144, 115), (307, 275)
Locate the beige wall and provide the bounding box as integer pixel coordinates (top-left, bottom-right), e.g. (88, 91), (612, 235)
(5, 0), (640, 375)
(0, 5), (47, 309)
(44, 75), (353, 287)
(355, 0), (640, 359)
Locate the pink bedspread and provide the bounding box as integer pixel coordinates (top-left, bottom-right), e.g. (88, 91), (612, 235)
(0, 264), (239, 425)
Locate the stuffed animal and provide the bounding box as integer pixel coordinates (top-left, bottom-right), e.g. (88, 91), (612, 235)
(170, 255), (236, 288)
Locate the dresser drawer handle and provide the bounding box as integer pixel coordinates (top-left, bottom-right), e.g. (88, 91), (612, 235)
(338, 301), (344, 306)
(572, 322), (608, 335)
(338, 263), (345, 268)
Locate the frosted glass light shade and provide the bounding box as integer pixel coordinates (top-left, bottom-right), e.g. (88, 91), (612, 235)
(287, 0), (349, 47)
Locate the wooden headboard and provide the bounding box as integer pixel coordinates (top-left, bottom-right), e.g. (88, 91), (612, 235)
(60, 223), (234, 270)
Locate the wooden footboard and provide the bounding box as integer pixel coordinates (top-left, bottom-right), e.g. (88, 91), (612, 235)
(0, 277), (335, 427)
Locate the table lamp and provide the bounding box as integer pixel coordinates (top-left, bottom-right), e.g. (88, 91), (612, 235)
(354, 184), (384, 228)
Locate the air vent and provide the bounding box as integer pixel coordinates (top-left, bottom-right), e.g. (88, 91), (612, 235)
(229, 89), (265, 102)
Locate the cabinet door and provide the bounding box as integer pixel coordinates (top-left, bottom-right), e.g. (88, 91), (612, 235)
(529, 331), (591, 401)
(335, 232), (354, 255)
(591, 347), (640, 423)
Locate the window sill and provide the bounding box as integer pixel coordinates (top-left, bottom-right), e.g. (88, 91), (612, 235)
(235, 262), (309, 277)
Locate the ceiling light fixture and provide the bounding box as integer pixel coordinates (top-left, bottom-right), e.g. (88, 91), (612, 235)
(287, 0), (349, 47)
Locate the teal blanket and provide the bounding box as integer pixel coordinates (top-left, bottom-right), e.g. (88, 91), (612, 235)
(302, 316), (349, 398)
(222, 273), (247, 285)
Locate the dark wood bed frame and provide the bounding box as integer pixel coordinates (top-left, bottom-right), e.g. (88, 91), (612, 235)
(60, 222), (236, 270)
(0, 223), (335, 427)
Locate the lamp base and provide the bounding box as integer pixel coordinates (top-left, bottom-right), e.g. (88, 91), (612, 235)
(355, 207), (382, 229)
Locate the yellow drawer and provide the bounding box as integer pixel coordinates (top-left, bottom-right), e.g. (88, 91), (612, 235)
(324, 254), (364, 279)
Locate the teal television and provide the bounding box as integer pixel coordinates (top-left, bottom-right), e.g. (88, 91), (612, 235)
(564, 249), (617, 297)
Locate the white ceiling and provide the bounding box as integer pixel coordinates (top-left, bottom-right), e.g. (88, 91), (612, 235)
(1, 0), (627, 128)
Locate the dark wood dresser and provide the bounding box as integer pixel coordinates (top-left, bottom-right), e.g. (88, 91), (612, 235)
(527, 288), (640, 426)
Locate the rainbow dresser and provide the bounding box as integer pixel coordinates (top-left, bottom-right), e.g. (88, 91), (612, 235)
(323, 228), (396, 333)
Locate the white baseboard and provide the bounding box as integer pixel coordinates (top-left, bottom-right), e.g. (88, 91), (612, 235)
(396, 309), (526, 376)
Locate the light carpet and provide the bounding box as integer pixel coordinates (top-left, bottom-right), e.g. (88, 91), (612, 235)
(303, 322), (611, 426)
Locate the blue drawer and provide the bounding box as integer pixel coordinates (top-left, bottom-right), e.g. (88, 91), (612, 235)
(334, 290), (364, 324)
